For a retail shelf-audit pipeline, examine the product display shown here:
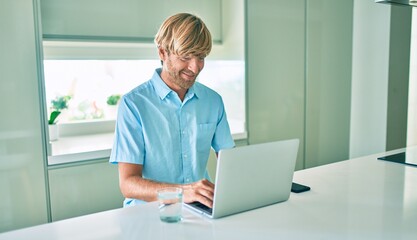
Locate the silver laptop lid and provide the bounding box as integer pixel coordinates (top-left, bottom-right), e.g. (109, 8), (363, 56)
(211, 138), (299, 218)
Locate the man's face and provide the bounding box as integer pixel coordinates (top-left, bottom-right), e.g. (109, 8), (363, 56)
(162, 50), (205, 90)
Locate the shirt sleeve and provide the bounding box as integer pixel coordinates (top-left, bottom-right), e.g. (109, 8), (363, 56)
(109, 96), (145, 165)
(211, 97), (235, 152)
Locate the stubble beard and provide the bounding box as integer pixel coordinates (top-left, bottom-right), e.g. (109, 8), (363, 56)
(166, 61), (198, 90)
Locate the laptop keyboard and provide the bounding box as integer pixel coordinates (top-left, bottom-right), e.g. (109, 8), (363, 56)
(188, 202), (213, 215)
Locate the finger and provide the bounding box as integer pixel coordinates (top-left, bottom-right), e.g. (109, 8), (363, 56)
(196, 195), (213, 208)
(183, 191), (212, 208)
(182, 180), (215, 206)
(195, 187), (214, 201)
(197, 179), (215, 192)
(202, 178), (215, 187)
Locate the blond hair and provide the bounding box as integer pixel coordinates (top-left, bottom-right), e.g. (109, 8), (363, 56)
(155, 13), (212, 57)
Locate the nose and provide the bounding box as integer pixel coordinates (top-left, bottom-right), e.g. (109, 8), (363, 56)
(188, 57), (203, 73)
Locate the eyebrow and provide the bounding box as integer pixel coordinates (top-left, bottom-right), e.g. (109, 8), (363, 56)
(178, 54), (206, 59)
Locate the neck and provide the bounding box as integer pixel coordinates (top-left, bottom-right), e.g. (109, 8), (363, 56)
(160, 70), (187, 101)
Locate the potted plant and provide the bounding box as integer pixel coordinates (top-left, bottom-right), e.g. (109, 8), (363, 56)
(107, 94), (121, 105)
(105, 94), (121, 119)
(48, 110), (61, 125)
(48, 95), (71, 141)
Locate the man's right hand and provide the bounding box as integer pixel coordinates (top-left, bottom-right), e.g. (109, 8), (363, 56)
(182, 179), (215, 208)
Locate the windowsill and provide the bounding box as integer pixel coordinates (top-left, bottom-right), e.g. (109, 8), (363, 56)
(48, 133), (114, 165)
(47, 132), (247, 166)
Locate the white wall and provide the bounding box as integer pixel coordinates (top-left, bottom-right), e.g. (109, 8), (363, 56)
(350, 0), (412, 158)
(350, 0), (391, 158)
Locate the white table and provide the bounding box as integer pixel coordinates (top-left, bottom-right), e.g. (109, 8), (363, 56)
(1, 147), (417, 239)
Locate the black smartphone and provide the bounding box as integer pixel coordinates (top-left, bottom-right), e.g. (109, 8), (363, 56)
(291, 182), (311, 193)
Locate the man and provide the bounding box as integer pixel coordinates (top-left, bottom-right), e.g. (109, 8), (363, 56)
(109, 13), (235, 208)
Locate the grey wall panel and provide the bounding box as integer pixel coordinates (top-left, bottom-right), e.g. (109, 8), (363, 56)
(247, 0), (354, 169)
(386, 6), (412, 151)
(246, 0), (305, 170)
(305, 0), (353, 168)
(0, 0), (48, 232)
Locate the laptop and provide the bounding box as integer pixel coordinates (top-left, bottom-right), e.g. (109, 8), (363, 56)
(185, 138), (299, 219)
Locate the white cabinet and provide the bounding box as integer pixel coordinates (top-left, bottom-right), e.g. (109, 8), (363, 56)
(40, 0), (222, 42)
(48, 160), (124, 221)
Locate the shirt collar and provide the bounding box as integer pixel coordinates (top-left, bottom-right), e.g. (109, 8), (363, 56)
(151, 68), (172, 100)
(151, 68), (200, 100)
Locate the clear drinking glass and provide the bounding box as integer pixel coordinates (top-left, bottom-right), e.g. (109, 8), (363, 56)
(157, 187), (183, 223)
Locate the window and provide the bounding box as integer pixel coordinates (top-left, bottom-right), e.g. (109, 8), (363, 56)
(44, 59), (245, 134)
(44, 57), (245, 163)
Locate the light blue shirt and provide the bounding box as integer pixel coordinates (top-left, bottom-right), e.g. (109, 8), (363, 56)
(109, 68), (235, 207)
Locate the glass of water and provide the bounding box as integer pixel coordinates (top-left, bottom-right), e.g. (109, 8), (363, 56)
(157, 187), (183, 223)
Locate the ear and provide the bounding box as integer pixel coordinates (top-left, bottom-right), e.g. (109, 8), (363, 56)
(158, 47), (167, 61)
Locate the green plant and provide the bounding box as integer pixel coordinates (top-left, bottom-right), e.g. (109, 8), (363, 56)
(48, 111), (61, 125)
(51, 95), (71, 111)
(107, 94), (121, 105)
(48, 95), (71, 125)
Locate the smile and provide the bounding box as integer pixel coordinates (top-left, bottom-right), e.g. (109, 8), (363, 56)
(181, 71), (196, 79)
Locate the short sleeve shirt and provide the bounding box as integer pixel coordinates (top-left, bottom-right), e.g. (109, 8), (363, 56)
(109, 68), (235, 206)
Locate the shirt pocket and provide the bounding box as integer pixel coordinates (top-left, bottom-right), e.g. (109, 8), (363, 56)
(196, 123), (216, 153)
